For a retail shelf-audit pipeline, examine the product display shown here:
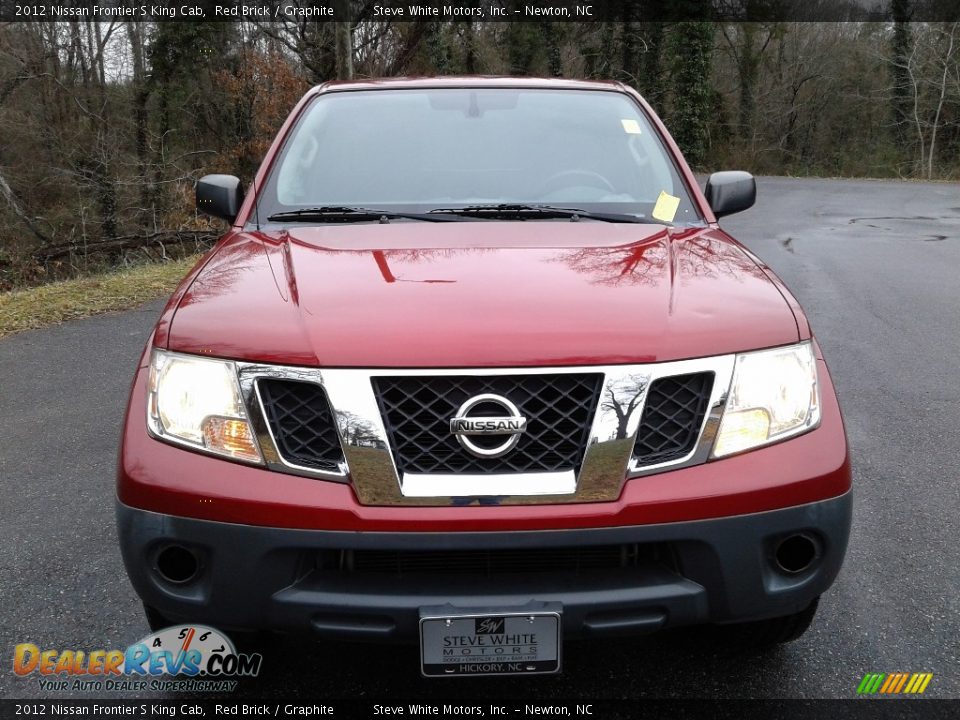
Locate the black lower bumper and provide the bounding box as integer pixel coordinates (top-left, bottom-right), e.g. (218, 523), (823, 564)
(116, 493), (851, 641)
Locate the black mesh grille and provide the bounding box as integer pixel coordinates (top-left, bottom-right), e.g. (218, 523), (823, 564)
(329, 544), (664, 577)
(372, 374), (602, 475)
(258, 379), (344, 472)
(632, 372), (714, 466)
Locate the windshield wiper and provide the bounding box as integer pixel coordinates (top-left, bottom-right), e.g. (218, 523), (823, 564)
(267, 206), (467, 223)
(429, 204), (653, 223)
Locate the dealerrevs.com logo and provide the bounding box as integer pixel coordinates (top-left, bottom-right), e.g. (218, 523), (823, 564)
(13, 625), (262, 693)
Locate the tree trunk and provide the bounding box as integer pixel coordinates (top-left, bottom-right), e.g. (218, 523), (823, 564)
(620, 0), (637, 83)
(927, 28), (954, 179)
(642, 23), (667, 106)
(599, 22), (616, 77)
(667, 19), (715, 166)
(890, 0), (913, 146)
(508, 24), (541, 75)
(334, 22), (354, 80)
(427, 21), (451, 74)
(127, 22), (152, 220)
(542, 22), (563, 77)
(737, 23), (759, 140)
(463, 21), (477, 73)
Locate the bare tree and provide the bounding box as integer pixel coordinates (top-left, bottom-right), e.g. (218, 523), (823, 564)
(891, 22), (960, 178)
(334, 21), (354, 79)
(601, 376), (648, 440)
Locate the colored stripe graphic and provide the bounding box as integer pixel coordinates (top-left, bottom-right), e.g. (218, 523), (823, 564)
(857, 673), (884, 694)
(857, 672), (933, 695)
(906, 673), (934, 694)
(893, 673), (910, 693)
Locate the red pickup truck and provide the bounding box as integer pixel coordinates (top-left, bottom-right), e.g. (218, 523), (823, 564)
(117, 77), (851, 677)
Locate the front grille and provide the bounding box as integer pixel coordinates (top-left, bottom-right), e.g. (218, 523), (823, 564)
(632, 372), (714, 466)
(257, 379), (344, 472)
(324, 544), (665, 577)
(372, 374), (603, 475)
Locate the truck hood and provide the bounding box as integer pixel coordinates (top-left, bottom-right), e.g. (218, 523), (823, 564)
(165, 223), (801, 367)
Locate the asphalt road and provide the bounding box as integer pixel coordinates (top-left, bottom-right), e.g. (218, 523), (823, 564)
(1, 177), (958, 702)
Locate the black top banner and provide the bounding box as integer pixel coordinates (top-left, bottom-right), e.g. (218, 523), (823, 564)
(2, 0), (960, 23)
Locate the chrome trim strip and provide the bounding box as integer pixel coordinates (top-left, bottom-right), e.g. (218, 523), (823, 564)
(226, 357), (738, 506)
(402, 471), (576, 498)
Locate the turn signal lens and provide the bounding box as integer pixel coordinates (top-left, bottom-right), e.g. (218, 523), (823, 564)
(201, 416), (260, 462)
(711, 409), (771, 457)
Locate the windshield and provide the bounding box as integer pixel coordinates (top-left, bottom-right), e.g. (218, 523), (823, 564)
(259, 88), (702, 225)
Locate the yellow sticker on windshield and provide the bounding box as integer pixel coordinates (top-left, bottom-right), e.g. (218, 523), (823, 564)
(652, 191), (680, 223)
(621, 118), (642, 134)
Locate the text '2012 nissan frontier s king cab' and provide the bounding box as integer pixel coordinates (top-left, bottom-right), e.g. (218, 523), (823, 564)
(117, 77), (851, 677)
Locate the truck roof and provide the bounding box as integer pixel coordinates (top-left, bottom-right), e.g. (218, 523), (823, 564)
(311, 76), (628, 95)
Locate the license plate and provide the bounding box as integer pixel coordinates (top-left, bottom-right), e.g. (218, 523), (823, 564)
(420, 612), (561, 677)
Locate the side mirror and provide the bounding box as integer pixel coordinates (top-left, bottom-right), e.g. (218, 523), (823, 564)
(705, 171), (756, 218)
(196, 175), (243, 222)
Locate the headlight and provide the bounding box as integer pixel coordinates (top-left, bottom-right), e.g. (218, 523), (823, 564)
(712, 341), (820, 458)
(147, 350), (262, 463)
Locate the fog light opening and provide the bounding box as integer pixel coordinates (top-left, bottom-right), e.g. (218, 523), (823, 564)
(774, 534), (818, 574)
(155, 545), (200, 584)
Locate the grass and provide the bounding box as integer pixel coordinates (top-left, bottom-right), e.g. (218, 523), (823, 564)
(0, 256), (200, 339)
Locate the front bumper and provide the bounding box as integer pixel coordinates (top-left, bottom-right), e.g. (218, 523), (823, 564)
(117, 492), (851, 641)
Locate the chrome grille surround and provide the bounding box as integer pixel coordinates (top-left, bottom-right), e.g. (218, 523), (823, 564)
(234, 356), (736, 506)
